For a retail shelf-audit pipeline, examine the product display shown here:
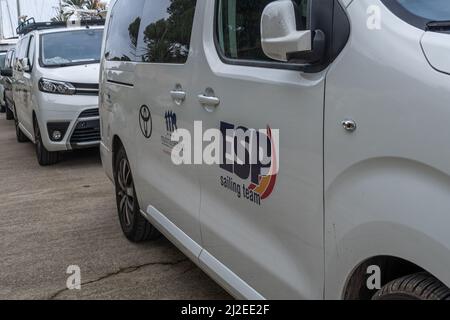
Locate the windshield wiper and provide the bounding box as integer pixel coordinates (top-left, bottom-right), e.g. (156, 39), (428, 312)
(45, 60), (100, 68)
(46, 63), (71, 68)
(427, 21), (450, 32)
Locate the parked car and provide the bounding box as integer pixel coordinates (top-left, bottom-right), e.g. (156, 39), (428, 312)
(0, 51), (6, 113)
(99, 0), (450, 300)
(0, 48), (17, 120)
(13, 19), (104, 166)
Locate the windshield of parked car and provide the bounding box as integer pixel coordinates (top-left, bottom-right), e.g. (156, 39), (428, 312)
(41, 28), (103, 67)
(0, 53), (6, 69)
(396, 0), (450, 21)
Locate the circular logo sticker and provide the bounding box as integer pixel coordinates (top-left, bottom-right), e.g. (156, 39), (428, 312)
(139, 105), (153, 139)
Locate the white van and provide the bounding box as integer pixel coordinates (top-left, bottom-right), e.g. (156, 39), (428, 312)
(13, 19), (104, 166)
(99, 0), (450, 300)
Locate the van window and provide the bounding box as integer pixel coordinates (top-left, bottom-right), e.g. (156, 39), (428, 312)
(27, 36), (35, 69)
(4, 51), (12, 69)
(5, 50), (14, 69)
(216, 0), (309, 63)
(0, 53), (6, 69)
(382, 0), (450, 30)
(10, 51), (16, 69)
(105, 0), (146, 62)
(136, 0), (197, 63)
(396, 0), (450, 22)
(17, 37), (29, 60)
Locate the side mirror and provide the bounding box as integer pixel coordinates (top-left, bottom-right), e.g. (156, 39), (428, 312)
(22, 58), (30, 72)
(0, 69), (12, 77)
(18, 58), (30, 72)
(261, 0), (312, 62)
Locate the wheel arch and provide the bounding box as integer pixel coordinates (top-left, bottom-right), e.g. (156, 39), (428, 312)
(325, 157), (450, 299)
(112, 134), (124, 171)
(31, 110), (38, 142)
(342, 255), (423, 300)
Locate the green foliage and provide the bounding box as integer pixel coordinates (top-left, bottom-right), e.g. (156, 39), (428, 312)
(52, 0), (104, 22)
(140, 0), (196, 63)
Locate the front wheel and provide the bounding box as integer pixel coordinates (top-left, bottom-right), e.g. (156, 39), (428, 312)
(114, 146), (160, 242)
(373, 272), (450, 300)
(33, 117), (59, 166)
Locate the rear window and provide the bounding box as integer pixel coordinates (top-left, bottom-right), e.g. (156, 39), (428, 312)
(105, 0), (197, 64)
(104, 0), (146, 62)
(41, 29), (103, 67)
(136, 0), (197, 63)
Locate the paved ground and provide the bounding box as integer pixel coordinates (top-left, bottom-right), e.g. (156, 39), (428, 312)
(0, 113), (231, 300)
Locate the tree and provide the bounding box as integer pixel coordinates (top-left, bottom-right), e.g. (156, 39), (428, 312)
(53, 0), (106, 22)
(140, 0), (196, 63)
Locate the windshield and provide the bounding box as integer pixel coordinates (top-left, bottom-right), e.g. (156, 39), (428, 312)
(41, 29), (103, 67)
(397, 0), (450, 21)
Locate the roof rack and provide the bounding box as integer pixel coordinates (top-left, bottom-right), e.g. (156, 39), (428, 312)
(16, 17), (105, 36)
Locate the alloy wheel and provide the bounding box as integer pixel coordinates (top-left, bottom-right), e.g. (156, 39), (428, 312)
(34, 120), (42, 159)
(117, 158), (135, 227)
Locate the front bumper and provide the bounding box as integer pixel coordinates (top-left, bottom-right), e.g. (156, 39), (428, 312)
(36, 93), (100, 152)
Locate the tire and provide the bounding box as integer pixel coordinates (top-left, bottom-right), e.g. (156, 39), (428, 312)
(5, 105), (14, 120)
(114, 146), (160, 242)
(373, 272), (450, 300)
(15, 115), (29, 143)
(33, 117), (59, 166)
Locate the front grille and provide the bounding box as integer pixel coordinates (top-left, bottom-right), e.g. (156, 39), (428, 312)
(72, 83), (99, 96)
(79, 108), (99, 118)
(70, 119), (100, 144)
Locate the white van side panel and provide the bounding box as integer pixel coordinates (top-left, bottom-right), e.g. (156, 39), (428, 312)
(143, 205), (265, 300)
(324, 0), (450, 298)
(194, 0), (326, 300)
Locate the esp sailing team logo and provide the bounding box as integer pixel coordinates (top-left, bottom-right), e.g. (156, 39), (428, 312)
(220, 122), (279, 206)
(248, 127), (278, 200)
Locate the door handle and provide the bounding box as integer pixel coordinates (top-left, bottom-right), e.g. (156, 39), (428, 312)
(198, 88), (220, 111)
(170, 84), (186, 106)
(198, 94), (220, 106)
(170, 90), (186, 102)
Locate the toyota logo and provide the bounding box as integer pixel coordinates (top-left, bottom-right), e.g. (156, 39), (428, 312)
(139, 105), (153, 139)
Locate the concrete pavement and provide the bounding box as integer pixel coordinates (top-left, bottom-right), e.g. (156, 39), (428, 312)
(0, 113), (231, 300)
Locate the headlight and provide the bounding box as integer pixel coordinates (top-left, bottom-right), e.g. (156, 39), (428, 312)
(38, 78), (76, 95)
